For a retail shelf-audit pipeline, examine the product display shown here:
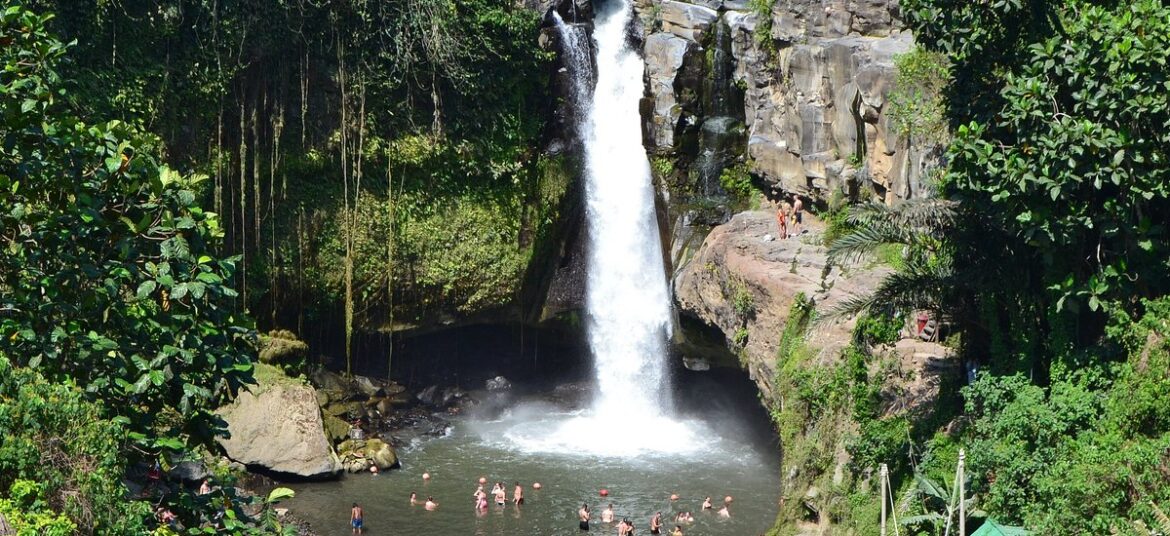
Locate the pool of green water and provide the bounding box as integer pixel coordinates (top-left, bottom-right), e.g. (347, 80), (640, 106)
(285, 383), (781, 535)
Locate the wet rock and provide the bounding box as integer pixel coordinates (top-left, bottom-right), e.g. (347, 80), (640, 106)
(337, 437), (399, 472)
(310, 369), (349, 393)
(352, 375), (384, 398)
(416, 385), (466, 408)
(367, 439), (399, 470)
(485, 376), (512, 391)
(322, 413), (351, 444)
(168, 461), (209, 483)
(416, 385), (441, 406)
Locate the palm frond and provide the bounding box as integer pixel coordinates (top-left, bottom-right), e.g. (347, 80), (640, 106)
(900, 513), (946, 527)
(818, 258), (954, 322)
(827, 220), (916, 265)
(1152, 501), (1170, 533)
(848, 199), (959, 232)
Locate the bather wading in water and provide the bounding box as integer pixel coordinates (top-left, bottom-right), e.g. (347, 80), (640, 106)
(579, 503), (591, 531)
(494, 482), (507, 506)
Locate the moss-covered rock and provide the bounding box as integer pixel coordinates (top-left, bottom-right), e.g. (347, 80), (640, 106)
(322, 413), (351, 444)
(337, 437), (399, 472)
(258, 330), (309, 364)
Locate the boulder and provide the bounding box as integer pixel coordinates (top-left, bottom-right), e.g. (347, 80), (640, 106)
(659, 1), (718, 41)
(310, 368), (351, 393)
(366, 438), (399, 470)
(485, 375), (512, 391)
(337, 437), (399, 473)
(352, 375), (384, 398)
(417, 385), (466, 408)
(167, 460), (209, 483)
(322, 412), (351, 444)
(216, 382), (341, 478)
(258, 330), (309, 364)
(416, 385), (441, 406)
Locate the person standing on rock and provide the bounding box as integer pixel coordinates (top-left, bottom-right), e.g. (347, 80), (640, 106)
(350, 502), (364, 534)
(791, 195), (804, 236)
(776, 202), (789, 239)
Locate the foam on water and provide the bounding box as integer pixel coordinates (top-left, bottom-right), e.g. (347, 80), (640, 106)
(493, 408), (705, 458)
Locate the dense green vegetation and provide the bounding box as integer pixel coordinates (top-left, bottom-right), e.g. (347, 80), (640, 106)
(19, 0), (561, 357)
(772, 0), (1170, 534)
(0, 0), (554, 532)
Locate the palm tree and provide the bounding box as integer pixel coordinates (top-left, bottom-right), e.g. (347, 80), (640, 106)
(822, 198), (960, 321)
(900, 471), (983, 536)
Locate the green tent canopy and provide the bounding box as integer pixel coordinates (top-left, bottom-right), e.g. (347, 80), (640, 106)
(970, 519), (1030, 536)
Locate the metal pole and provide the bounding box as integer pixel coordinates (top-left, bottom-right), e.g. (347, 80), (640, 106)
(880, 463), (888, 536)
(958, 449), (966, 536)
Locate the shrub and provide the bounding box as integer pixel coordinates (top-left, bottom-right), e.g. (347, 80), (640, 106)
(853, 311), (904, 347)
(0, 354), (151, 533)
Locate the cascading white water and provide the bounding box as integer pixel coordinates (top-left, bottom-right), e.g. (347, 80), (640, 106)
(577, 0), (674, 421)
(496, 1), (702, 457)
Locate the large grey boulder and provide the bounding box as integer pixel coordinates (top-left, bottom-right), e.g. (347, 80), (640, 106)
(217, 381), (341, 478)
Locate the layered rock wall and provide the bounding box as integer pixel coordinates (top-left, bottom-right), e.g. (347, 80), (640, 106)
(641, 0), (940, 205)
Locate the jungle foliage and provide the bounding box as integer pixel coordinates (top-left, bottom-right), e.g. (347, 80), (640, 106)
(804, 0), (1170, 533)
(22, 0), (560, 342)
(1, 0), (557, 529)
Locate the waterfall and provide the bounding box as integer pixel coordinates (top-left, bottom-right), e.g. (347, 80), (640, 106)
(501, 3), (697, 458)
(556, 0), (682, 427)
(552, 12), (592, 114)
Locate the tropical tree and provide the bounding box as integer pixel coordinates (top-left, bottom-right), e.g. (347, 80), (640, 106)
(0, 3), (254, 457)
(823, 199), (960, 320)
(900, 472), (982, 536)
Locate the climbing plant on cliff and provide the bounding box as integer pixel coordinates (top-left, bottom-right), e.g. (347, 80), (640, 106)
(887, 46), (950, 147)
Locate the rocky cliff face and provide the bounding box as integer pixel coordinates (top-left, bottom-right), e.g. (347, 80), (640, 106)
(640, 0), (940, 206)
(674, 211), (955, 532)
(672, 211), (884, 391)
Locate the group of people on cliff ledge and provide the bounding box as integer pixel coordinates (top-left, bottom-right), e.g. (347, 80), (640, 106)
(775, 194), (804, 240)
